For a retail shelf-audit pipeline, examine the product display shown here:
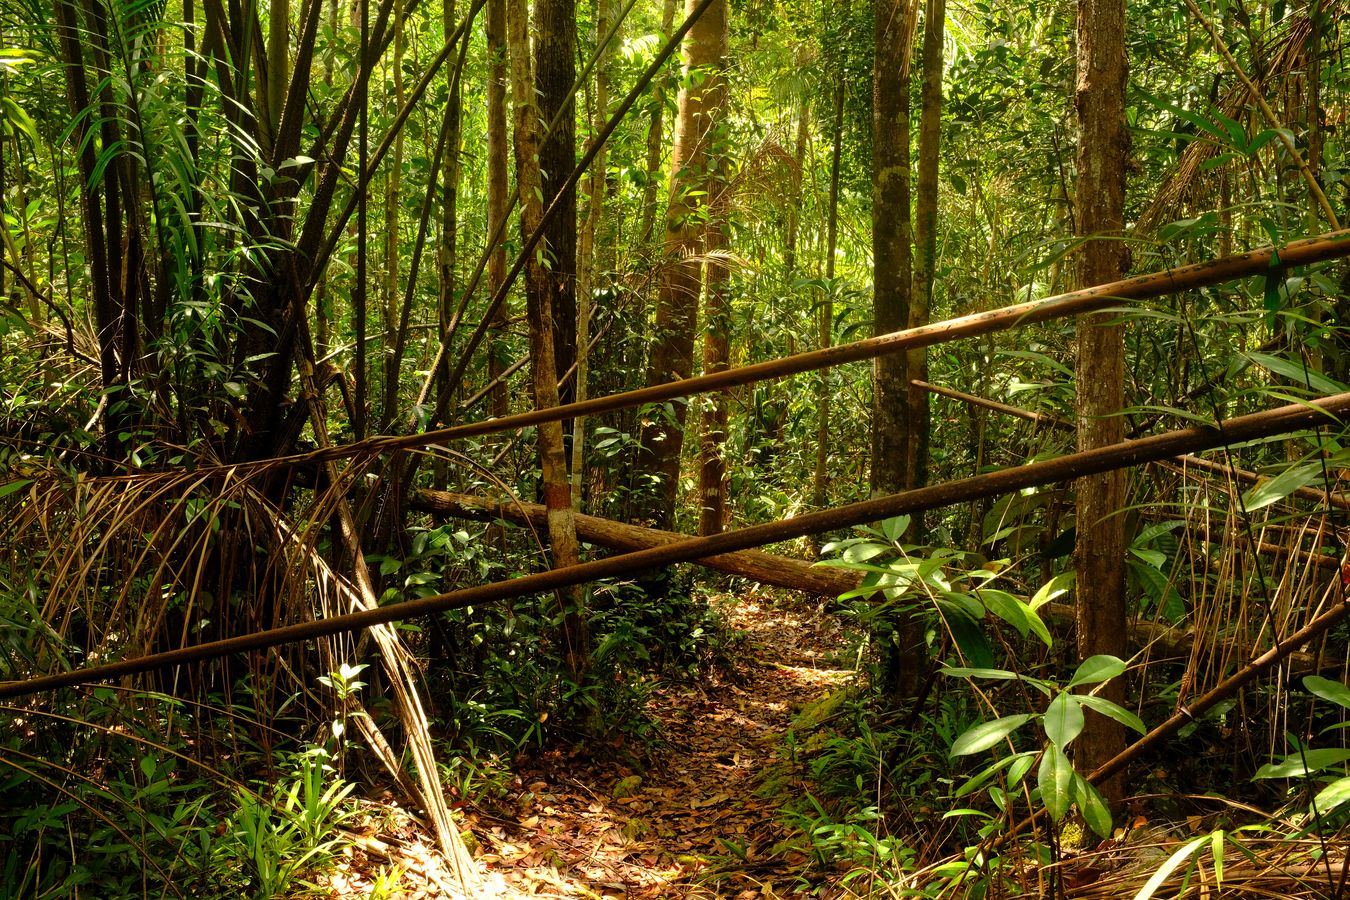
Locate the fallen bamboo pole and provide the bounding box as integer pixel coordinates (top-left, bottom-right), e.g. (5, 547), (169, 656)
(3, 392), (1348, 700)
(293, 229), (1350, 465)
(913, 378), (1350, 510)
(413, 490), (1337, 669)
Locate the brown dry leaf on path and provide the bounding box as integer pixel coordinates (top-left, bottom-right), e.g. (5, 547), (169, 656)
(473, 592), (853, 899)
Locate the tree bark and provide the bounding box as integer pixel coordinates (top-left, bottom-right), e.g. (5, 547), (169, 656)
(508, 0), (589, 680)
(871, 0), (924, 699)
(485, 0), (510, 419)
(534, 0), (578, 414)
(639, 0), (680, 245)
(573, 0), (617, 509)
(910, 0), (943, 509)
(638, 0), (729, 530)
(1073, 0), (1130, 807)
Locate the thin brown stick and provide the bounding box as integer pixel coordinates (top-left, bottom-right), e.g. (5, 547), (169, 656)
(914, 378), (1350, 510)
(347, 229), (1350, 461)
(4, 391), (1350, 700)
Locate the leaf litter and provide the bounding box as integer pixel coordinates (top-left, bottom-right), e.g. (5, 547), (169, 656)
(475, 589), (854, 899)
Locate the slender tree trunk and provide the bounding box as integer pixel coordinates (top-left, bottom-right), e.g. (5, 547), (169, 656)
(639, 0), (679, 244)
(508, 0), (589, 681)
(783, 97), (809, 278)
(638, 0), (729, 531)
(485, 0), (510, 419)
(871, 0), (924, 700)
(1073, 0), (1130, 806)
(909, 0), (943, 510)
(697, 185), (731, 536)
(573, 0), (617, 508)
(813, 79), (845, 520)
(381, 0), (406, 426)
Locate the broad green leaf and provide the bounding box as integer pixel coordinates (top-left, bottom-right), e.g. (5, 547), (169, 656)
(1304, 675), (1350, 711)
(1311, 776), (1350, 814)
(1247, 351), (1344, 395)
(1075, 695), (1147, 735)
(978, 588), (1030, 638)
(1067, 655), (1126, 689)
(1038, 746), (1073, 821)
(939, 603), (995, 670)
(1073, 772), (1113, 838)
(1030, 572), (1074, 610)
(1242, 461), (1325, 511)
(1253, 748), (1350, 779)
(1210, 830), (1225, 885)
(950, 714), (1034, 757)
(0, 479), (32, 500)
(954, 752), (1026, 798)
(1132, 836), (1207, 900)
(1043, 693), (1085, 748)
(1008, 752), (1036, 788)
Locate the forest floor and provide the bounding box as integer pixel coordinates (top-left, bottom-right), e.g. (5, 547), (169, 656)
(335, 588), (858, 898)
(471, 588), (856, 899)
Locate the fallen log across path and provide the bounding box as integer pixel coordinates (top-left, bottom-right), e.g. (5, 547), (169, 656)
(409, 489), (860, 597)
(411, 490), (1339, 671)
(3, 392), (1350, 700)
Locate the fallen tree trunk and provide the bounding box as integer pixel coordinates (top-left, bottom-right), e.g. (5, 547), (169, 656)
(411, 490), (1338, 672)
(410, 489), (859, 596)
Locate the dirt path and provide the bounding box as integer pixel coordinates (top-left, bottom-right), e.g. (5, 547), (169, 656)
(473, 591), (854, 898)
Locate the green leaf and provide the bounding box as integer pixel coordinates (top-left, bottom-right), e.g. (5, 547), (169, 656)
(940, 666), (1020, 680)
(978, 589), (1030, 638)
(1030, 572), (1074, 610)
(1247, 351), (1344, 395)
(940, 603), (995, 669)
(1311, 776), (1350, 814)
(1075, 695), (1147, 735)
(1038, 746), (1073, 821)
(1131, 836), (1207, 900)
(1304, 676), (1350, 711)
(881, 515), (911, 543)
(0, 479), (32, 500)
(1067, 655), (1126, 689)
(950, 714), (1035, 757)
(1242, 461), (1325, 511)
(1043, 693), (1085, 748)
(1253, 748), (1350, 779)
(1073, 772), (1113, 838)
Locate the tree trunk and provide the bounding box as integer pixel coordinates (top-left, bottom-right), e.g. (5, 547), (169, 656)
(909, 0), (943, 511)
(485, 0), (510, 419)
(697, 186), (731, 536)
(1073, 0), (1130, 807)
(638, 0), (730, 530)
(507, 0), (589, 681)
(639, 0), (680, 245)
(573, 0), (617, 509)
(871, 0), (924, 700)
(813, 79), (846, 521)
(534, 0), (577, 416)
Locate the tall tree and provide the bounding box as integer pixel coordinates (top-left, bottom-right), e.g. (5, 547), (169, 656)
(870, 0), (925, 699)
(507, 0), (590, 680)
(535, 0), (578, 414)
(574, 0), (619, 508)
(638, 0), (730, 530)
(909, 0), (944, 505)
(1073, 0), (1129, 805)
(485, 0), (511, 419)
